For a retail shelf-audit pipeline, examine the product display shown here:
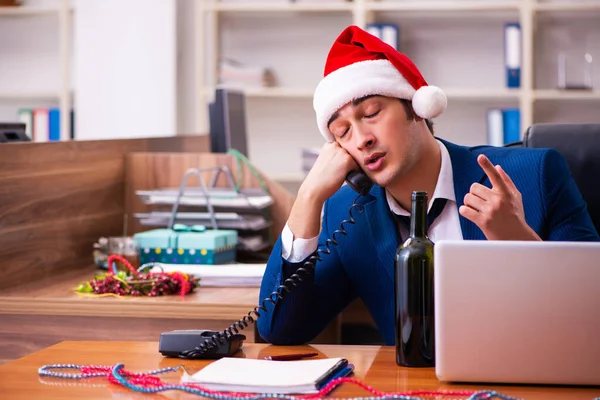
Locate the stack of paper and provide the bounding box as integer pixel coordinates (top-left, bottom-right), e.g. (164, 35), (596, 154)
(181, 357), (351, 394)
(218, 58), (277, 88)
(151, 263), (267, 287)
(134, 211), (271, 231)
(136, 188), (273, 210)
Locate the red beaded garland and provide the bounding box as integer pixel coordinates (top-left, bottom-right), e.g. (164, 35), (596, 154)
(40, 363), (516, 399)
(63, 364), (478, 398)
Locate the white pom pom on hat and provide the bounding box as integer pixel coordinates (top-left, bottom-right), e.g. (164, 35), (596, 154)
(412, 85), (447, 120)
(313, 25), (447, 142)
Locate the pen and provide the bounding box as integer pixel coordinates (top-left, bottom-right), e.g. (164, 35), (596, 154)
(263, 352), (319, 361)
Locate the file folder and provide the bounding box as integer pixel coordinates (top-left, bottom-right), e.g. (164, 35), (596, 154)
(366, 24), (381, 41)
(49, 108), (60, 142)
(486, 108), (504, 147)
(366, 23), (399, 50)
(502, 108), (521, 144)
(504, 23), (521, 88)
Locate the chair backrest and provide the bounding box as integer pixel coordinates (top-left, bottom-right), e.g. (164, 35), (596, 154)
(523, 123), (600, 232)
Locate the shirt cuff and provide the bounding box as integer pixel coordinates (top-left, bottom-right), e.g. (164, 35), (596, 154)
(281, 222), (319, 263)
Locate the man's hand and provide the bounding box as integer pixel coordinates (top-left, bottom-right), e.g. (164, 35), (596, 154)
(299, 141), (359, 204)
(459, 154), (542, 241)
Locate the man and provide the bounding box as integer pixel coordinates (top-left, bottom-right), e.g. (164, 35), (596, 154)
(257, 25), (599, 346)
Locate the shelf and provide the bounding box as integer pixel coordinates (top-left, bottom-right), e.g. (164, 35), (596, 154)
(242, 87), (315, 98)
(208, 87), (522, 100)
(203, 0), (600, 13)
(206, 2), (353, 12)
(204, 86), (314, 98)
(0, 6), (60, 16)
(0, 92), (61, 101)
(366, 0), (520, 12)
(443, 88), (522, 100)
(535, 2), (600, 12)
(534, 89), (600, 100)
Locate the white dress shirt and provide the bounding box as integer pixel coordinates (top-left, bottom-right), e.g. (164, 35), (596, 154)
(281, 139), (463, 262)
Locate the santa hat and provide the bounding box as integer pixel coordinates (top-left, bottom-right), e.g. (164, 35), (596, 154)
(313, 25), (447, 142)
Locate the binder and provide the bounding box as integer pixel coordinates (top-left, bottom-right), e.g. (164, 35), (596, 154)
(486, 108), (504, 147)
(381, 24), (399, 51)
(366, 24), (381, 41)
(49, 108), (60, 141)
(17, 108), (33, 139)
(33, 108), (49, 143)
(502, 108), (521, 144)
(366, 23), (399, 50)
(504, 23), (521, 88)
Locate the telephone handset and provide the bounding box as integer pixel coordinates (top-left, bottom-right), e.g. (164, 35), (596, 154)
(159, 170), (373, 359)
(345, 170), (374, 196)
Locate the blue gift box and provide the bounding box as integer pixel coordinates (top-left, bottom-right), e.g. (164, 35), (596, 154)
(133, 224), (238, 265)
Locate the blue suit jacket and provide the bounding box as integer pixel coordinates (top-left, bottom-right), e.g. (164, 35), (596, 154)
(257, 139), (599, 345)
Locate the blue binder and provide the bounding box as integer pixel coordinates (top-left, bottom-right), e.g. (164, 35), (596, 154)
(502, 108), (521, 144)
(49, 108), (60, 141)
(504, 23), (521, 88)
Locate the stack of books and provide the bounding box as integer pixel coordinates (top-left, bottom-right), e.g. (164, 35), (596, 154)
(218, 59), (276, 89)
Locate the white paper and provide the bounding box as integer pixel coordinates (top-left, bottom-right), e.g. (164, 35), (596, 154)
(150, 263), (267, 287)
(181, 357), (345, 394)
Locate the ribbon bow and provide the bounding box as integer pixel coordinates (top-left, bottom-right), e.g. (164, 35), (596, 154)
(172, 224), (207, 233)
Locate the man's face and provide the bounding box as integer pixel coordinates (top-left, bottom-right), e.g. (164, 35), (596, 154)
(327, 95), (424, 188)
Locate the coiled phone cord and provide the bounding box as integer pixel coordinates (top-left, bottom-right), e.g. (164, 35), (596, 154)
(179, 193), (365, 359)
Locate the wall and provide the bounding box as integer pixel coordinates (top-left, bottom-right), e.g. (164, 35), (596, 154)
(74, 0), (177, 140)
(176, 0), (199, 135)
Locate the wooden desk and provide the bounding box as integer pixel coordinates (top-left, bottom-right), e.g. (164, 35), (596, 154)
(0, 341), (598, 399)
(0, 267), (346, 364)
(0, 267), (259, 364)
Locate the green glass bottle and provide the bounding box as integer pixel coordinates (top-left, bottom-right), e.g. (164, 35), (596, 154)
(395, 191), (435, 367)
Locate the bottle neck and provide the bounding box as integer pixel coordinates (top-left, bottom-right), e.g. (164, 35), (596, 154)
(410, 194), (427, 238)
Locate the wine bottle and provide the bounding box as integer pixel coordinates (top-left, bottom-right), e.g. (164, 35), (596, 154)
(395, 191), (435, 367)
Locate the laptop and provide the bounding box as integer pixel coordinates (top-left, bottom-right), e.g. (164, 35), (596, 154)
(434, 240), (600, 386)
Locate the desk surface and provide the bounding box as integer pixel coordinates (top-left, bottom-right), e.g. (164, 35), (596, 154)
(0, 267), (258, 320)
(0, 341), (597, 399)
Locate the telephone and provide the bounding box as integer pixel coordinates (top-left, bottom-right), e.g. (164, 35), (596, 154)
(344, 170), (374, 196)
(159, 170), (373, 359)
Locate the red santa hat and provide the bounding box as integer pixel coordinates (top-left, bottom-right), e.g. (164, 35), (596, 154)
(313, 25), (447, 142)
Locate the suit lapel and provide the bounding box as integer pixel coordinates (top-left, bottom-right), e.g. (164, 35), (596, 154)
(363, 186), (399, 280)
(438, 139), (487, 240)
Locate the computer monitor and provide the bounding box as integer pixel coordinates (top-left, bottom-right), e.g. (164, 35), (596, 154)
(0, 123), (30, 143)
(208, 88), (249, 157)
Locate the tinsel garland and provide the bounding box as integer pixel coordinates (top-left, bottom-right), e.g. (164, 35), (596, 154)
(76, 254), (199, 297)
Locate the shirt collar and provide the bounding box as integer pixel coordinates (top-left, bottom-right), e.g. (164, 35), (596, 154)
(386, 138), (456, 216)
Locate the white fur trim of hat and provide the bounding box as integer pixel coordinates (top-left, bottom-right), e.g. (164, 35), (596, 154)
(313, 59), (447, 142)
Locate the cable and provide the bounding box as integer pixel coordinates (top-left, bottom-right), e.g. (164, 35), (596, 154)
(227, 148), (270, 194)
(178, 193), (365, 359)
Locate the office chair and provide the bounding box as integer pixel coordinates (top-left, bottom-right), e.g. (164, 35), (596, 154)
(522, 123), (600, 232)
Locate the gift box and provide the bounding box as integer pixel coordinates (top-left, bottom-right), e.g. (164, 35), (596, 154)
(133, 224), (238, 265)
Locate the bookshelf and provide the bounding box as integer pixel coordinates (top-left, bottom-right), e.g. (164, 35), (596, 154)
(205, 2), (354, 12)
(0, 4), (59, 15)
(0, 0), (72, 141)
(197, 0), (600, 179)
